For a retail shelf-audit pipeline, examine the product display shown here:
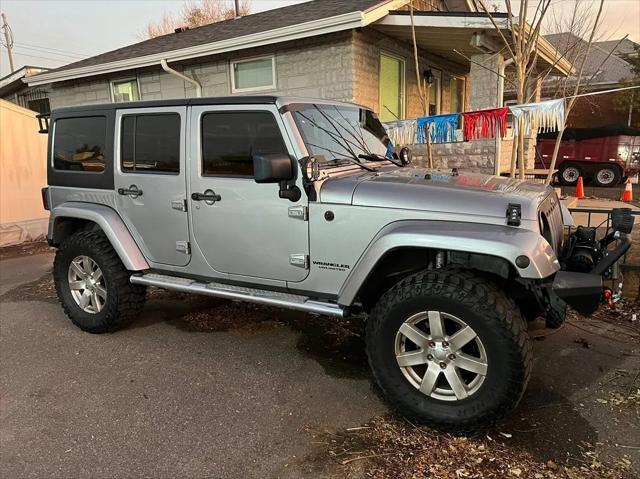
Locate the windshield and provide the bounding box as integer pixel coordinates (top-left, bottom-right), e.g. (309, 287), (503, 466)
(291, 104), (389, 163)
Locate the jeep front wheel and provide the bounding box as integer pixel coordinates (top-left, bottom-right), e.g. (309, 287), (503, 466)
(53, 230), (146, 333)
(366, 268), (532, 432)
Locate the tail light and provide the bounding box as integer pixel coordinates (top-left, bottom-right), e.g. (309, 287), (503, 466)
(41, 187), (50, 211)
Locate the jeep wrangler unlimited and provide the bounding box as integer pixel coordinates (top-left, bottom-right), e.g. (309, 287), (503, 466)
(41, 96), (634, 432)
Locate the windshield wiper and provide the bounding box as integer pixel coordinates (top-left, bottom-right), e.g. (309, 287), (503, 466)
(358, 153), (403, 167)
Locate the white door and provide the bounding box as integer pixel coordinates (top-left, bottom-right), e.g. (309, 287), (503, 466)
(188, 105), (309, 282)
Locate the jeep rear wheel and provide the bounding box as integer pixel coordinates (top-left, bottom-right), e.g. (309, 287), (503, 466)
(366, 268), (532, 432)
(53, 230), (146, 333)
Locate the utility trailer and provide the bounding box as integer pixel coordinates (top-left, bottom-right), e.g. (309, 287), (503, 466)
(536, 125), (640, 187)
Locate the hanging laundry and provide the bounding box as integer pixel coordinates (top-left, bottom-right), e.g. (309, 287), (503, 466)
(462, 107), (508, 141)
(417, 113), (459, 144)
(509, 99), (565, 137)
(383, 119), (417, 145)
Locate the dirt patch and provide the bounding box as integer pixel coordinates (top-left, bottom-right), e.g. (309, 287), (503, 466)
(309, 415), (635, 479)
(143, 287), (370, 379)
(0, 240), (52, 261)
(0, 271), (57, 303)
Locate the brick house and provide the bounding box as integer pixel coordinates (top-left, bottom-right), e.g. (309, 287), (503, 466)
(25, 0), (569, 173)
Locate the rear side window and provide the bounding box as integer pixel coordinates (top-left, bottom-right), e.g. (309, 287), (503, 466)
(53, 117), (106, 172)
(201, 111), (287, 177)
(121, 114), (180, 173)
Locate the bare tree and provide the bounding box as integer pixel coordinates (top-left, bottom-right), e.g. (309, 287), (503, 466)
(143, 0), (250, 39)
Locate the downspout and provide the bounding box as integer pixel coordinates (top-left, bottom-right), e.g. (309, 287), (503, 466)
(494, 57), (514, 175)
(160, 59), (202, 97)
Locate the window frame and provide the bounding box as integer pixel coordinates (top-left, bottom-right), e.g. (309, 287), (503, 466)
(51, 115), (108, 174)
(230, 55), (277, 93)
(110, 77), (141, 103)
(120, 112), (182, 176)
(449, 75), (466, 114)
(199, 109), (289, 179)
(378, 51), (406, 122)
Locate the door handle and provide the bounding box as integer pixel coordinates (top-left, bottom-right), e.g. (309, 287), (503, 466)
(191, 190), (221, 204)
(118, 185), (143, 197)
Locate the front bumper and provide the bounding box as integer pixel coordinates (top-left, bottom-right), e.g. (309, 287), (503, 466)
(552, 271), (602, 316)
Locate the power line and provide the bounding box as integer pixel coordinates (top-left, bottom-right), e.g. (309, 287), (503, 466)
(13, 41), (89, 59)
(12, 44), (85, 60)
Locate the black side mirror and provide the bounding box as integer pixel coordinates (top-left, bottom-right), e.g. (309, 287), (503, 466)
(253, 154), (293, 183)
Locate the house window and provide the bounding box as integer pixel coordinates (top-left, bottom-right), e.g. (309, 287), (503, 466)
(201, 111), (287, 177)
(428, 69), (442, 115)
(449, 76), (466, 113)
(231, 56), (276, 92)
(121, 114), (181, 173)
(379, 53), (405, 122)
(52, 116), (106, 172)
(112, 79), (140, 103)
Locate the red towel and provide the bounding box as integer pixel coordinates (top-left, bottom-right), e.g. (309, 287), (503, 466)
(462, 107), (508, 141)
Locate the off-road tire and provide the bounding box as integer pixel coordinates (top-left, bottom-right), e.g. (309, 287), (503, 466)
(366, 268), (532, 433)
(53, 230), (146, 333)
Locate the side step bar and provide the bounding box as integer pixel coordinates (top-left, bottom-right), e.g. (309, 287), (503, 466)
(130, 273), (344, 318)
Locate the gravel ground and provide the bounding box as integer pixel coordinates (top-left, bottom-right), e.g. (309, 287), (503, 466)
(0, 244), (638, 478)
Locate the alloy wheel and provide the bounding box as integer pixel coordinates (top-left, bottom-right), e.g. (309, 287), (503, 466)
(394, 311), (488, 401)
(68, 255), (107, 314)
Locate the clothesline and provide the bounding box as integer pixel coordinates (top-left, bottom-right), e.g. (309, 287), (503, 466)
(385, 99), (564, 146)
(384, 84), (639, 146)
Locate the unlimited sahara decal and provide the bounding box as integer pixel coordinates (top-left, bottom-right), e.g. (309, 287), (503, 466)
(313, 260), (351, 272)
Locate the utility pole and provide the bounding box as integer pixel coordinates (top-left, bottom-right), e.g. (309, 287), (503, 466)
(1, 12), (15, 73)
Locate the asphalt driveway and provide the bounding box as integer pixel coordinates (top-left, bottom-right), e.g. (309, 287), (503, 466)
(1, 247), (638, 478)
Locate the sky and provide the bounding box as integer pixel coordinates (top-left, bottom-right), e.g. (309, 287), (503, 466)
(0, 0), (638, 78)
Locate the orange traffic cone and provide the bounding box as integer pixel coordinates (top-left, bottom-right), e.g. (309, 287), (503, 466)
(621, 178), (633, 202)
(575, 176), (585, 199)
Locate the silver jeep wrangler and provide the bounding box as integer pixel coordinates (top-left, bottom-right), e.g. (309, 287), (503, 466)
(41, 96), (634, 431)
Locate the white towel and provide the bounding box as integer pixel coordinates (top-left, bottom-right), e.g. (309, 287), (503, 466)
(510, 99), (565, 137)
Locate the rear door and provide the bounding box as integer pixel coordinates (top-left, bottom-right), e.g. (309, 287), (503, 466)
(188, 104), (309, 282)
(114, 107), (190, 266)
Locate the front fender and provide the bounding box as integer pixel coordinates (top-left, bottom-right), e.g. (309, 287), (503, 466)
(338, 220), (559, 305)
(48, 202), (149, 271)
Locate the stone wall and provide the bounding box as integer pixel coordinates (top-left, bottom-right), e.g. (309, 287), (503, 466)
(48, 31), (354, 109)
(352, 28), (469, 119)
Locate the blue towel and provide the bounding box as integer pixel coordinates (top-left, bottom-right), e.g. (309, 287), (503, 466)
(417, 114), (459, 144)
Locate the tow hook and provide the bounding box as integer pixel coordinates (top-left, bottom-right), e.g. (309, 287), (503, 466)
(603, 288), (615, 310)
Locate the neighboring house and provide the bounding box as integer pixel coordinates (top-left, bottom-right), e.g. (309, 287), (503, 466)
(26, 0), (569, 127)
(540, 33), (639, 128)
(0, 66), (51, 113)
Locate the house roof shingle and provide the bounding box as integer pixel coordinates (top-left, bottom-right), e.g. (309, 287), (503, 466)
(49, 0), (388, 75)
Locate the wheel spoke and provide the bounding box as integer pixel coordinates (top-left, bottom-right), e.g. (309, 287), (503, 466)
(93, 270), (103, 282)
(396, 350), (427, 367)
(78, 290), (91, 309)
(419, 363), (441, 395)
(399, 323), (430, 348)
(449, 326), (477, 352)
(455, 353), (488, 376)
(91, 292), (101, 312)
(81, 257), (93, 275)
(70, 261), (85, 278)
(95, 285), (107, 299)
(428, 311), (445, 339)
(68, 280), (85, 291)
(443, 367), (468, 399)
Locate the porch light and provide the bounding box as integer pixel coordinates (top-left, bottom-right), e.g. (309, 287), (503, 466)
(423, 68), (434, 85)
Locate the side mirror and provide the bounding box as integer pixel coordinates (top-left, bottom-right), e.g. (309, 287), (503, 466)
(253, 154), (293, 183)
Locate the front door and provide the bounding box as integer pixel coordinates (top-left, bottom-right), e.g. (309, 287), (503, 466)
(114, 107), (190, 266)
(379, 53), (405, 122)
(189, 105), (309, 283)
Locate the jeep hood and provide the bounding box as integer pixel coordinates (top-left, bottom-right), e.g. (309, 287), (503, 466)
(318, 167), (554, 221)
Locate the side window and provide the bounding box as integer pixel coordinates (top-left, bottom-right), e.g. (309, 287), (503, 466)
(201, 111), (287, 177)
(53, 116), (106, 172)
(121, 113), (180, 173)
